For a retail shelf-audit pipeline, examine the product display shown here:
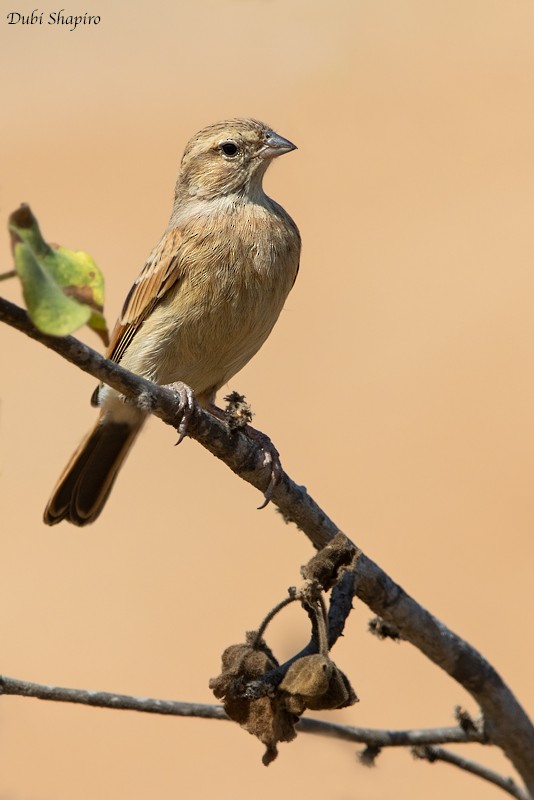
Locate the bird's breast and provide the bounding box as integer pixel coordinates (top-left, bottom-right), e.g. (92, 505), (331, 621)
(116, 200), (300, 402)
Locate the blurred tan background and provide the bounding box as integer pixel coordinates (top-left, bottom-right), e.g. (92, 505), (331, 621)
(1, 1), (533, 797)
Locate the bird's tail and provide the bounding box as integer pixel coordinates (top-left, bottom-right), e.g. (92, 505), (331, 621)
(43, 416), (143, 526)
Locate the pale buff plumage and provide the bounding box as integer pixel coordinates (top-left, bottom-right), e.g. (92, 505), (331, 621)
(44, 118), (300, 526)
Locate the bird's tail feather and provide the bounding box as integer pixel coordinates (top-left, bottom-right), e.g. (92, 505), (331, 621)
(43, 418), (142, 526)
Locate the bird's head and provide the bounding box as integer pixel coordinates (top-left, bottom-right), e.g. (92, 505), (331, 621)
(176, 118), (297, 201)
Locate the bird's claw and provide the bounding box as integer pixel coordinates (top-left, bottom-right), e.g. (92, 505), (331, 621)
(164, 381), (197, 444)
(243, 426), (283, 509)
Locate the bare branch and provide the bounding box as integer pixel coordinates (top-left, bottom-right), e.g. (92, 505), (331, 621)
(2, 672), (521, 797)
(299, 717), (484, 747)
(0, 674), (485, 747)
(4, 673), (521, 797)
(413, 746), (530, 800)
(352, 556), (534, 795)
(1, 296), (533, 796)
(0, 674), (228, 719)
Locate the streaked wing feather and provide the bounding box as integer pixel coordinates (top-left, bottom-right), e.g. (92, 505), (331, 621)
(106, 228), (183, 364)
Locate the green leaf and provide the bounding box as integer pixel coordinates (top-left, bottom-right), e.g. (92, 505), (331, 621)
(8, 204), (109, 345)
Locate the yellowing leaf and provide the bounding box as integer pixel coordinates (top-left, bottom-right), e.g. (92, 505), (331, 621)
(12, 241), (93, 337)
(8, 204), (109, 345)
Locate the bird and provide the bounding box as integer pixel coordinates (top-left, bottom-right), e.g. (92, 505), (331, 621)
(43, 118), (301, 526)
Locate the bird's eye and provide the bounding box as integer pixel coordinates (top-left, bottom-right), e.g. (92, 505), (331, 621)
(220, 141), (239, 157)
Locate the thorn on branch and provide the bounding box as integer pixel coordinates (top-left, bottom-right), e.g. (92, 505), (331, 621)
(359, 744), (382, 766)
(454, 705), (482, 736)
(413, 745), (438, 762)
(368, 616), (401, 642)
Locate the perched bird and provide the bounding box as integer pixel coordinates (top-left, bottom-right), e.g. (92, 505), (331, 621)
(44, 118), (301, 526)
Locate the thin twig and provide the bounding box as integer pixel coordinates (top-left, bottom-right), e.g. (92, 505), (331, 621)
(0, 674), (485, 747)
(1, 296), (533, 797)
(0, 675), (228, 718)
(0, 270), (16, 282)
(300, 717), (484, 746)
(314, 597), (329, 656)
(252, 595), (297, 646)
(413, 746), (530, 800)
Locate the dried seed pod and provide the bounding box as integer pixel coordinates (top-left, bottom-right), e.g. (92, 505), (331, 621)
(280, 653), (358, 713)
(280, 654), (333, 698)
(210, 637), (277, 701)
(210, 637), (298, 765)
(305, 662), (358, 710)
(301, 533), (359, 591)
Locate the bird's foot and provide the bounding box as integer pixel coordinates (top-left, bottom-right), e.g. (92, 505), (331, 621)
(164, 381), (197, 444)
(245, 425), (283, 509)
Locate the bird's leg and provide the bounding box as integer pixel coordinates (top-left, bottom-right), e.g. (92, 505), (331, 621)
(208, 401), (283, 508)
(163, 381), (197, 444)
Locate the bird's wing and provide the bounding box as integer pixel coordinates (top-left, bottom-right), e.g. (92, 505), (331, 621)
(106, 227), (184, 365)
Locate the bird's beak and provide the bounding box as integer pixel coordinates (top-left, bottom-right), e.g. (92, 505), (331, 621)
(259, 130), (298, 159)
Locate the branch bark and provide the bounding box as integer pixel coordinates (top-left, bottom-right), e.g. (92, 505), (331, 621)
(1, 296), (533, 797)
(0, 675), (523, 799)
